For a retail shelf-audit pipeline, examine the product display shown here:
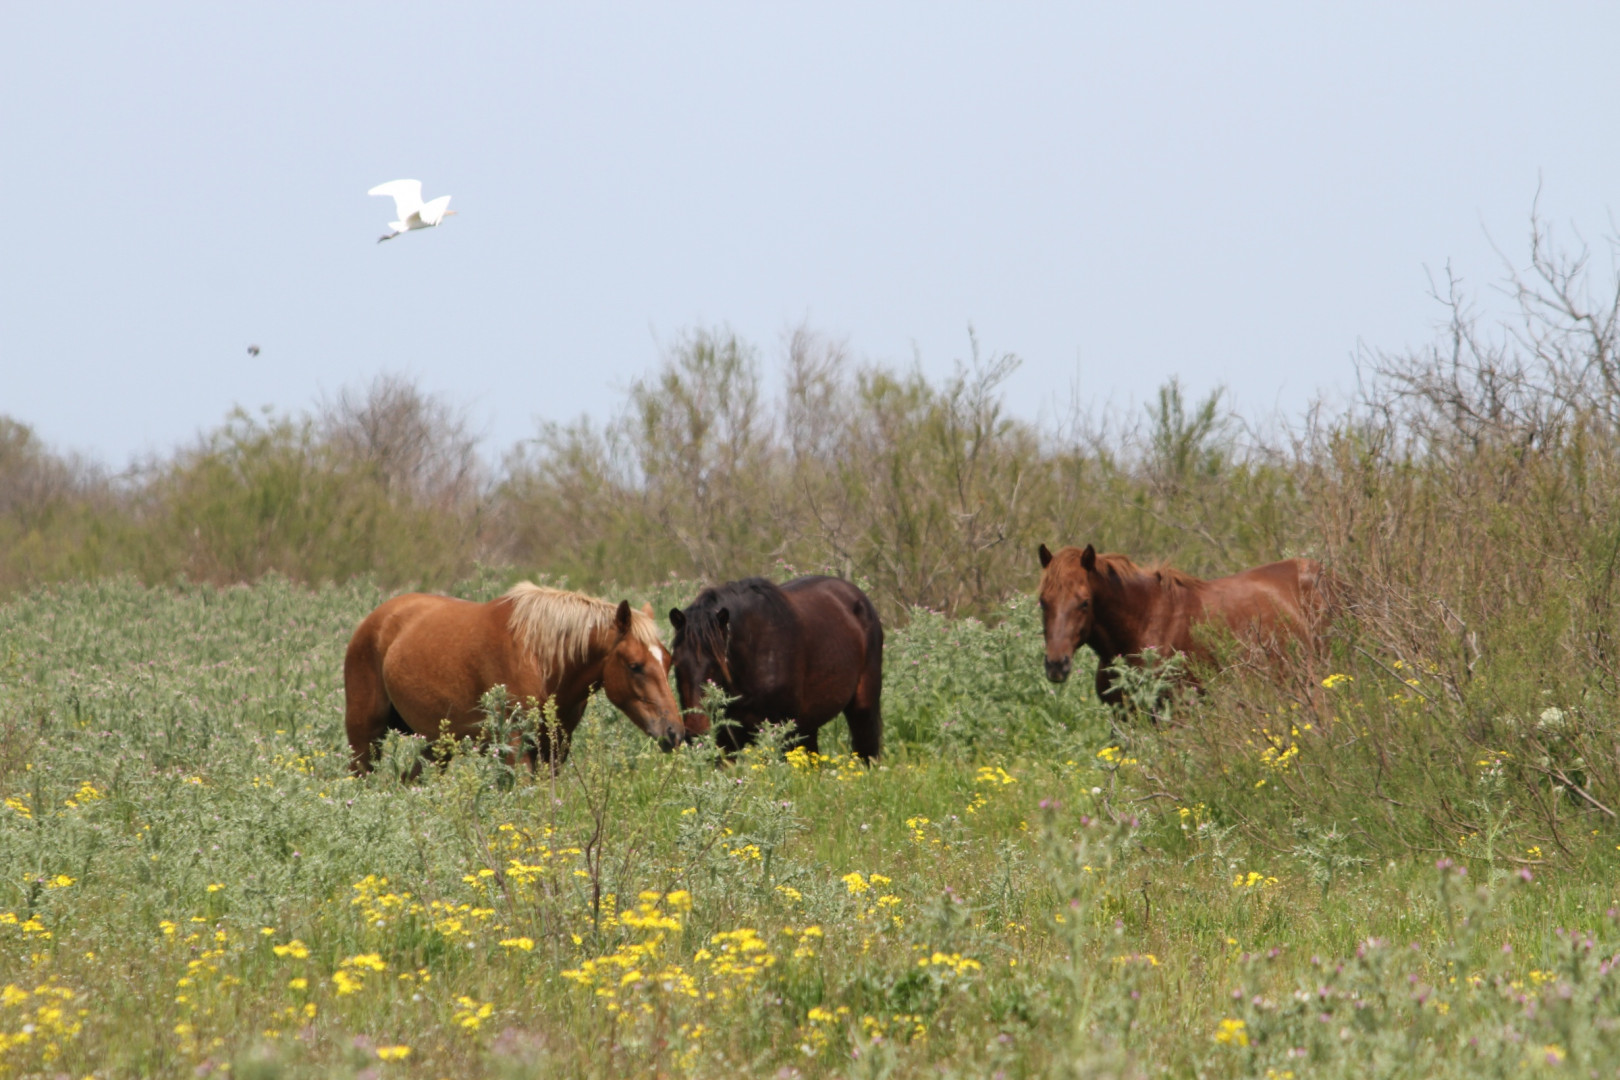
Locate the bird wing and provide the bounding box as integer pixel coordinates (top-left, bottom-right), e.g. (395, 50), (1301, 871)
(368, 179), (424, 221)
(419, 195), (453, 225)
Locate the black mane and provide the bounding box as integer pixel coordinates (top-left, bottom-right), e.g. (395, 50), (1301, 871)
(675, 577), (795, 659)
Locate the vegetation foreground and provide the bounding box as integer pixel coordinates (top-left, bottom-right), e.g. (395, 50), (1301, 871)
(1, 575), (1617, 1079)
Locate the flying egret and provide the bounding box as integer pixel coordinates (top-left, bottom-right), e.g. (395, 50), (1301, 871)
(368, 179), (456, 243)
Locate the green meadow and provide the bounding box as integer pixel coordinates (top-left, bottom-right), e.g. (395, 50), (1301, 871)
(1, 572), (1617, 1079)
(3, 224), (1619, 1075)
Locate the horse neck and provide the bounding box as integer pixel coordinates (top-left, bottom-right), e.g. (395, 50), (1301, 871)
(551, 624), (616, 707)
(1087, 571), (1165, 658)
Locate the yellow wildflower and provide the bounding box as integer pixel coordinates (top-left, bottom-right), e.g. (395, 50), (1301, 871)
(454, 995), (494, 1031)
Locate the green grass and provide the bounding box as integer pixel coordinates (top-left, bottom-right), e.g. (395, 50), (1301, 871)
(1, 577), (1618, 1078)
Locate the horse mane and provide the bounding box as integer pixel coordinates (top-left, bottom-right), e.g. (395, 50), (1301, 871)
(1091, 552), (1205, 592)
(502, 583), (663, 674)
(1045, 547), (1205, 594)
(677, 577), (795, 660)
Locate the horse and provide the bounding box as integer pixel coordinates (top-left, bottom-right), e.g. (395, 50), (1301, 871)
(344, 582), (684, 774)
(668, 576), (884, 760)
(1036, 543), (1330, 706)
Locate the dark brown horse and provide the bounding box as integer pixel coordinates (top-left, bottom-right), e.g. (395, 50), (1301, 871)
(1037, 544), (1330, 704)
(668, 576), (884, 759)
(345, 583), (684, 774)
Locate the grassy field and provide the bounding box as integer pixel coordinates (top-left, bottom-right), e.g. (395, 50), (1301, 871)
(1, 574), (1617, 1079)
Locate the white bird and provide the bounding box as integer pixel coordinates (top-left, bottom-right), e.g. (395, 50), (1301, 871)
(368, 179), (455, 243)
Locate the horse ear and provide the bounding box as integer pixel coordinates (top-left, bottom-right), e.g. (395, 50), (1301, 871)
(716, 608), (730, 632)
(1080, 544), (1096, 571)
(614, 600), (633, 634)
(641, 602), (655, 618)
(668, 608), (686, 632)
(1038, 543), (1053, 569)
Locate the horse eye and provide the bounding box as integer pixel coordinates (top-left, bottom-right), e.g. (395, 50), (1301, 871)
(628, 662), (644, 675)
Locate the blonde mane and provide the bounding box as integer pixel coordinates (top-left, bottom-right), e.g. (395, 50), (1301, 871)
(501, 583), (665, 674)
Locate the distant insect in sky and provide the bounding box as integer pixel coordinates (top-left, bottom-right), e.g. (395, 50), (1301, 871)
(246, 345), (260, 357)
(368, 179), (456, 243)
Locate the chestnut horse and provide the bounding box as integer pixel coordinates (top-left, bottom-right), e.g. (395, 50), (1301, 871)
(345, 583), (683, 774)
(668, 576), (884, 760)
(1037, 543), (1330, 705)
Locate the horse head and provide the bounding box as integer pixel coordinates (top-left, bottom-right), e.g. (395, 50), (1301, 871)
(599, 600), (685, 750)
(666, 603), (732, 736)
(1038, 543), (1099, 683)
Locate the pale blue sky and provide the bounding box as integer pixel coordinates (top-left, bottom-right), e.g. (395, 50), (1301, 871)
(4, 3), (1618, 463)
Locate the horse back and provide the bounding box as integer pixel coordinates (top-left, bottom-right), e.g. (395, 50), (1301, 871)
(1202, 558), (1328, 639)
(779, 576), (881, 661)
(352, 592), (507, 662)
(347, 593), (530, 733)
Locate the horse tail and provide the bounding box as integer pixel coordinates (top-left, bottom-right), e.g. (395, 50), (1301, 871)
(846, 591), (884, 761)
(1296, 558), (1339, 625)
(1291, 559), (1343, 670)
(849, 592), (884, 656)
(343, 617), (398, 774)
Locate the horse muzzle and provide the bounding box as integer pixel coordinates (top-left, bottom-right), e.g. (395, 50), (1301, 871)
(1044, 656), (1073, 683)
(678, 707), (712, 737)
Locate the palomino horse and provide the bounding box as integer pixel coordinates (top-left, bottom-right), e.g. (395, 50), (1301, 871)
(1037, 544), (1329, 705)
(344, 583), (683, 773)
(668, 576), (884, 759)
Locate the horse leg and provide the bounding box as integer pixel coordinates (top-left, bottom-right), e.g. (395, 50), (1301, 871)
(530, 701), (584, 773)
(1093, 664), (1134, 741)
(714, 714), (755, 757)
(1094, 663), (1125, 710)
(844, 703), (882, 762)
(790, 723), (820, 756)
